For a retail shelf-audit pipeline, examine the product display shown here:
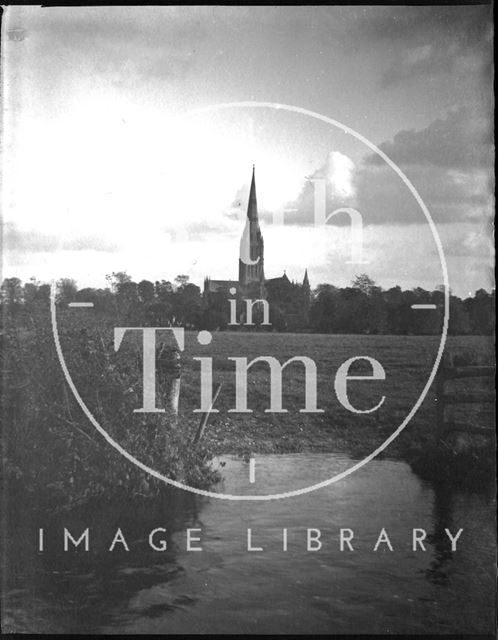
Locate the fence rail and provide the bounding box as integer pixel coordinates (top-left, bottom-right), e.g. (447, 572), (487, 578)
(435, 353), (495, 438)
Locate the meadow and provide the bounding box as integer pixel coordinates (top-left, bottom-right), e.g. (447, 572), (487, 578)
(3, 309), (494, 510)
(177, 331), (494, 459)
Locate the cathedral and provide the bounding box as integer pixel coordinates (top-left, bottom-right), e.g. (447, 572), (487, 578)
(203, 167), (311, 329)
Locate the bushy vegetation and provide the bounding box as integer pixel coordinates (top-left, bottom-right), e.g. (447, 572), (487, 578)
(1, 302), (219, 512)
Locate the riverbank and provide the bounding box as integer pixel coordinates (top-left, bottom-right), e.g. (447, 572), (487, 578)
(177, 332), (495, 487)
(177, 332), (493, 465)
(4, 321), (494, 506)
(201, 409), (495, 490)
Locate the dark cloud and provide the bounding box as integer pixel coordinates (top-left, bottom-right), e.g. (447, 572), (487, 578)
(352, 5), (492, 87)
(357, 6), (491, 47)
(16, 7), (210, 87)
(356, 163), (492, 226)
(279, 150), (424, 227)
(367, 106), (493, 170)
(276, 106), (493, 228)
(32, 7), (209, 48)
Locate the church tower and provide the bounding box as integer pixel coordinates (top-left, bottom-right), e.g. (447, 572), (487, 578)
(238, 166), (265, 298)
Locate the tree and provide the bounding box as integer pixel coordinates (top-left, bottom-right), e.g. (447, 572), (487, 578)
(173, 283), (202, 327)
(448, 296), (471, 335)
(155, 280), (173, 302)
(106, 271), (132, 295)
(384, 286), (403, 334)
(201, 306), (229, 331)
(57, 278), (78, 305)
(352, 274), (377, 296)
(23, 280), (39, 307)
(1, 278), (23, 314)
(310, 284), (339, 333)
(174, 274), (190, 289)
(337, 287), (369, 333)
(137, 280), (155, 304)
(22, 278), (50, 310)
(465, 289), (494, 335)
(117, 281), (139, 311)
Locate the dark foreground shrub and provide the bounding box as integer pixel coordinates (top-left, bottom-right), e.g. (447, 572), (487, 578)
(2, 310), (219, 512)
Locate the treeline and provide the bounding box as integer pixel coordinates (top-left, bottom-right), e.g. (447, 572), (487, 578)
(310, 275), (494, 336)
(1, 272), (494, 335)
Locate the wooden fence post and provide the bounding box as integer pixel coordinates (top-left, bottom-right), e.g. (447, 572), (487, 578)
(156, 343), (181, 428)
(435, 351), (494, 441)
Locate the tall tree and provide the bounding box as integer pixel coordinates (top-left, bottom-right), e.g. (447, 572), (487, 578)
(57, 278), (78, 305)
(137, 280), (155, 304)
(352, 274), (377, 296)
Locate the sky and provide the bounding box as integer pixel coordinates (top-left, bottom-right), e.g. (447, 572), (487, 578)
(1, 5), (494, 297)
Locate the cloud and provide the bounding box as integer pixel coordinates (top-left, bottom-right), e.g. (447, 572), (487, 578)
(329, 152), (356, 199)
(346, 105), (494, 226)
(437, 222), (494, 259)
(3, 223), (119, 254)
(282, 152), (358, 227)
(278, 106), (493, 228)
(356, 163), (492, 226)
(352, 5), (492, 87)
(357, 5), (490, 42)
(367, 106), (493, 169)
(63, 236), (120, 252)
(5, 6), (211, 94)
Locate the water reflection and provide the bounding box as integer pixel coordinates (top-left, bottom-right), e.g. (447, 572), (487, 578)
(423, 481), (495, 589)
(425, 485), (456, 586)
(3, 454), (495, 635)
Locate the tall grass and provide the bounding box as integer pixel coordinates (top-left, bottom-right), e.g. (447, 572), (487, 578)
(2, 307), (219, 512)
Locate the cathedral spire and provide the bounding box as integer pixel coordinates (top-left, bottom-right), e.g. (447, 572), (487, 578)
(239, 166), (265, 294)
(303, 268), (310, 288)
(247, 164), (258, 221)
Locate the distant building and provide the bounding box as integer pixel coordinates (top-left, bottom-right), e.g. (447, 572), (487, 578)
(203, 166), (311, 328)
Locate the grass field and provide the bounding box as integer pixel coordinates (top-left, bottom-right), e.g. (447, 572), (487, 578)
(175, 332), (494, 459)
(5, 316), (494, 505)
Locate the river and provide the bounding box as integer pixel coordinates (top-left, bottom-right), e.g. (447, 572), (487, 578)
(3, 454), (495, 635)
